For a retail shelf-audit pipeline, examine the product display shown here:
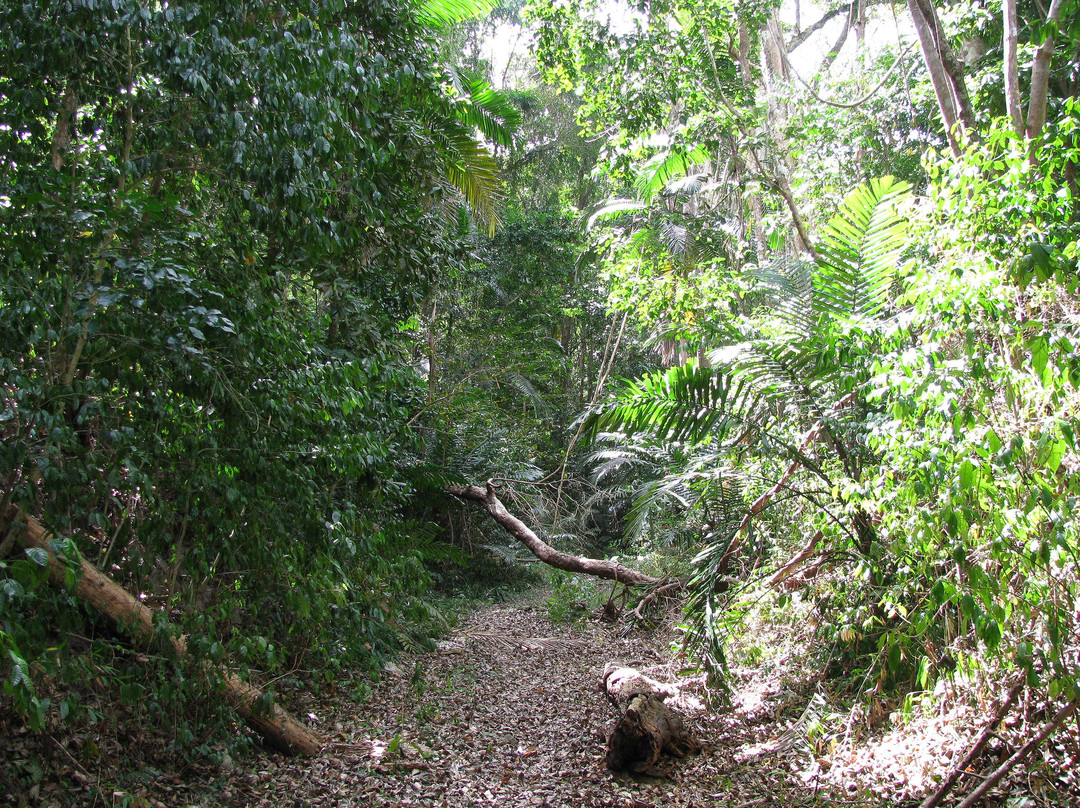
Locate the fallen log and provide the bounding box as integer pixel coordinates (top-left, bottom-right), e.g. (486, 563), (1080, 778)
(601, 663), (697, 775)
(605, 693), (698, 774)
(2, 506), (322, 756)
(602, 662), (678, 706)
(447, 480), (662, 586)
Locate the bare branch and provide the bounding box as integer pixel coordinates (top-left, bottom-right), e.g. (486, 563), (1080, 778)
(447, 481), (663, 586)
(788, 4), (852, 52)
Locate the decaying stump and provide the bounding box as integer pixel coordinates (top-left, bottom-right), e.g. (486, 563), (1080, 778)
(601, 663), (698, 774)
(2, 506), (323, 756)
(602, 663), (678, 705)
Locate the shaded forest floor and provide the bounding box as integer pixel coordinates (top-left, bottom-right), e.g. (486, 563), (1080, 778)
(5, 588), (1079, 807)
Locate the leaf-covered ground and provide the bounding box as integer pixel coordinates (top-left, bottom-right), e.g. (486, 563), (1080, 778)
(212, 596), (798, 808)
(5, 590), (1079, 807)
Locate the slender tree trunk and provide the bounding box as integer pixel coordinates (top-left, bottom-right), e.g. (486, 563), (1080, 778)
(51, 85), (77, 172)
(1003, 0), (1024, 137)
(1026, 0), (1066, 143)
(907, 0), (972, 156)
(426, 298), (438, 407)
(821, 3), (855, 73)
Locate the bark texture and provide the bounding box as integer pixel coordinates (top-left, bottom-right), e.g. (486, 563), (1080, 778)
(907, 0), (973, 156)
(2, 506), (322, 756)
(1002, 0), (1023, 137)
(1025, 0), (1065, 142)
(602, 664), (698, 774)
(446, 481), (661, 586)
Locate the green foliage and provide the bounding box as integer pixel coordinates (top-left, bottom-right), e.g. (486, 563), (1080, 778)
(0, 0), (513, 747)
(419, 0), (498, 28)
(545, 569), (594, 624)
(926, 103), (1080, 287)
(528, 0), (749, 142)
(586, 177), (915, 677)
(857, 115), (1080, 699)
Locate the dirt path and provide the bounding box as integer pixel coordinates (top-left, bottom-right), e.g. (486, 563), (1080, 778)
(10, 592), (1076, 806)
(211, 596), (789, 808)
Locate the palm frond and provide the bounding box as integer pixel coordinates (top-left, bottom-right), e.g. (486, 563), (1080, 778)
(439, 121), (502, 235)
(461, 631), (590, 652)
(586, 446), (662, 485)
(813, 176), (912, 323)
(418, 0), (495, 28)
(665, 173), (709, 197)
(752, 259), (816, 336)
(586, 198), (645, 230)
(728, 336), (827, 417)
(451, 71), (521, 148)
(504, 370), (549, 416)
(621, 475), (687, 544)
(634, 144), (711, 202)
(660, 221), (693, 263)
(583, 362), (765, 446)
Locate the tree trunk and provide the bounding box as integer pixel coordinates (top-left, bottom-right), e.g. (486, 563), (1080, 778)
(602, 668), (698, 775)
(1025, 0), (1065, 143)
(446, 481), (662, 586)
(1002, 0), (1024, 137)
(51, 85), (77, 172)
(3, 506), (323, 756)
(907, 0), (972, 156)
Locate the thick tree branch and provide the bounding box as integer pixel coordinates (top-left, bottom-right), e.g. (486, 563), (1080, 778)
(447, 481), (662, 586)
(765, 530), (823, 588)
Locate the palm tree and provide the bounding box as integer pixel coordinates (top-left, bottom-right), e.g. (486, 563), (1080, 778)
(419, 0), (520, 235)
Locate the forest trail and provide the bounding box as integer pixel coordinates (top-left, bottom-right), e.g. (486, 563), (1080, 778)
(210, 594), (796, 808)
(12, 590), (1076, 806)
